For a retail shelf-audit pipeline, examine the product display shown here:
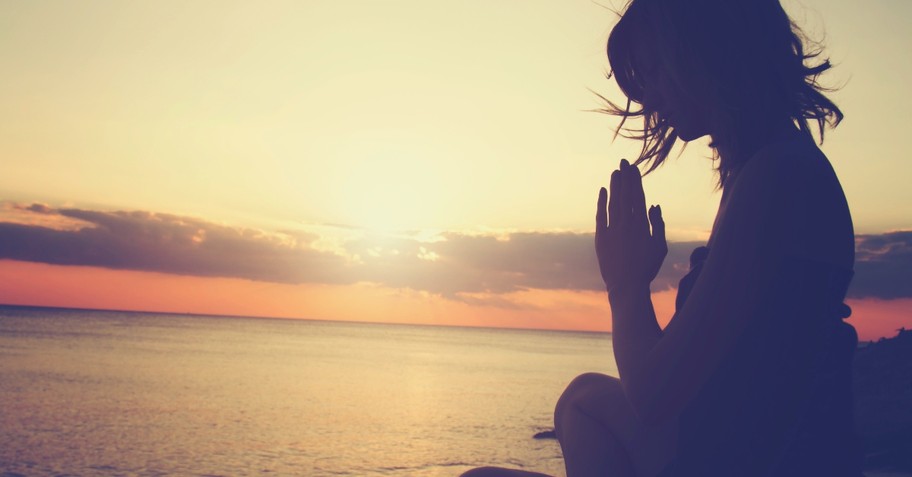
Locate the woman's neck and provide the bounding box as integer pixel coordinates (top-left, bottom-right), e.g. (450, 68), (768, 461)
(711, 117), (802, 181)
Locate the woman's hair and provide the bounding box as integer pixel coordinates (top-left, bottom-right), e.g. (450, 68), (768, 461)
(604, 0), (843, 186)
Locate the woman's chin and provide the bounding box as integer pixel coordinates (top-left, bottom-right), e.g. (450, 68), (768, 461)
(675, 126), (709, 142)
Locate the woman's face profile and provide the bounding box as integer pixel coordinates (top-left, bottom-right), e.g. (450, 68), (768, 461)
(633, 35), (712, 142)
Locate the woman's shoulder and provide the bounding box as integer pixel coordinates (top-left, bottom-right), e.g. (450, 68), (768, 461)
(722, 133), (854, 269)
(737, 132), (830, 189)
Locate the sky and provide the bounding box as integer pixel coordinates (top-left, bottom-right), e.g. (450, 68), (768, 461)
(1, 0), (910, 340)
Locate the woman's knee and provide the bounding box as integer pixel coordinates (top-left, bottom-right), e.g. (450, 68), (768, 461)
(554, 372), (621, 428)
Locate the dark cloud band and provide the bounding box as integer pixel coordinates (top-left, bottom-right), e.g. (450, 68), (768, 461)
(851, 231), (912, 299)
(0, 206), (350, 284)
(0, 203), (909, 301)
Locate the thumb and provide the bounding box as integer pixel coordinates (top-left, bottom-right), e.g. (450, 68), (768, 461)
(648, 205), (666, 245)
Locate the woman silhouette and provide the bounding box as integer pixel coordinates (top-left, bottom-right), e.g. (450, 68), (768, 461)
(462, 0), (862, 475)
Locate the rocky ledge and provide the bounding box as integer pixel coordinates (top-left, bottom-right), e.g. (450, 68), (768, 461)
(855, 328), (912, 473)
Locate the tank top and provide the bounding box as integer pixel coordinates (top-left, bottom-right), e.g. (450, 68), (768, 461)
(661, 252), (864, 477)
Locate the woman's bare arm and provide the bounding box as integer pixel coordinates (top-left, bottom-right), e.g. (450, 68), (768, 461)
(595, 161), (667, 376)
(607, 157), (784, 424)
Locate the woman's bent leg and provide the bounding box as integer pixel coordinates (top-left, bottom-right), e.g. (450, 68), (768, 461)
(461, 373), (673, 477)
(554, 373), (676, 477)
(554, 373), (637, 477)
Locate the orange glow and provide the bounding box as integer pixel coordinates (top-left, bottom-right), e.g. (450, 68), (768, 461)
(846, 298), (912, 342)
(4, 260), (902, 340)
(0, 259), (656, 332)
(0, 259), (618, 331)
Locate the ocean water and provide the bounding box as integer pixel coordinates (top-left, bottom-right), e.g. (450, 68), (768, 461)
(0, 305), (617, 477)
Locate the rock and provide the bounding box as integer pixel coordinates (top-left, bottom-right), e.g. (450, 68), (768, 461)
(854, 328), (912, 472)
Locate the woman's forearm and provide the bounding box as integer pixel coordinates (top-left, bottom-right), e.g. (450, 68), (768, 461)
(608, 284), (662, 400)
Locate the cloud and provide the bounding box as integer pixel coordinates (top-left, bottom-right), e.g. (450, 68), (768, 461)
(0, 203), (701, 302)
(20, 203), (55, 214)
(345, 231), (701, 297)
(851, 231), (912, 299)
(0, 205), (351, 284)
(0, 203), (909, 301)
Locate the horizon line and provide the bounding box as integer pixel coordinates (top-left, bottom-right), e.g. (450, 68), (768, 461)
(0, 302), (612, 336)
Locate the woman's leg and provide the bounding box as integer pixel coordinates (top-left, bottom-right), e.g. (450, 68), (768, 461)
(554, 373), (676, 477)
(461, 373), (673, 477)
(554, 373), (636, 477)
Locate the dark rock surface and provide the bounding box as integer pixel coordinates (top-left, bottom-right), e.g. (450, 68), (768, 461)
(855, 328), (912, 473)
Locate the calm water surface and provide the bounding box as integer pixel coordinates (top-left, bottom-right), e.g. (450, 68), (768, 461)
(0, 305), (617, 476)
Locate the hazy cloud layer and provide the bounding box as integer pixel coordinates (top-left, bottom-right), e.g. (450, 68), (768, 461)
(1, 203), (909, 300)
(345, 231), (701, 298)
(0, 205), (351, 284)
(852, 231), (912, 299)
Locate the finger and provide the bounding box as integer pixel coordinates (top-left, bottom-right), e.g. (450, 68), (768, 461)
(596, 187), (608, 231)
(608, 168), (622, 227)
(649, 205), (666, 245)
(618, 160), (633, 227)
(627, 163), (649, 234)
(630, 163), (647, 214)
(618, 161), (634, 230)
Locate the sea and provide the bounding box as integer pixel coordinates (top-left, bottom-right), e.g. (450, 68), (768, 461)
(0, 305), (618, 477)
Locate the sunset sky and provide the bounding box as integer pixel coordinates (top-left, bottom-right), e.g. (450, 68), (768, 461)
(1, 0), (910, 340)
